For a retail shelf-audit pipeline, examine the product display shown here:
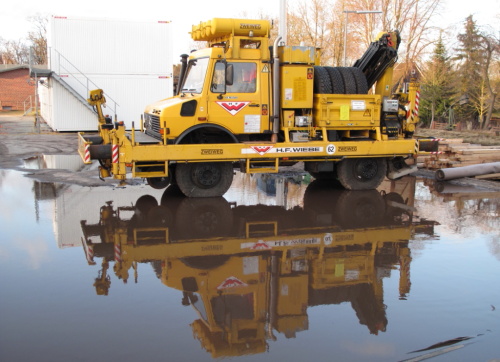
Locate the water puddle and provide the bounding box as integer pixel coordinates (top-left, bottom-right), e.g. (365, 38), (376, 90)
(1, 170), (499, 361)
(22, 154), (84, 171)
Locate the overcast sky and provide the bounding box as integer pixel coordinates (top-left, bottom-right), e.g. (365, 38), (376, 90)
(1, 0), (499, 57)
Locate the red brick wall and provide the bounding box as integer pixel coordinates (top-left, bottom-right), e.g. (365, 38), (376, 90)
(0, 68), (34, 111)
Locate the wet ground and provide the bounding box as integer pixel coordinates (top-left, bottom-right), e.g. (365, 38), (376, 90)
(1, 115), (499, 361)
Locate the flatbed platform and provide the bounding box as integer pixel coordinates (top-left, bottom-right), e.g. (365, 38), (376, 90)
(129, 131), (161, 144)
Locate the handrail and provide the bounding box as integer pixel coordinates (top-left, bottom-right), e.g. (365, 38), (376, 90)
(49, 47), (119, 118)
(23, 95), (33, 115)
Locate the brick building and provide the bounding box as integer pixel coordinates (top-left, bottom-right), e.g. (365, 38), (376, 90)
(0, 65), (33, 111)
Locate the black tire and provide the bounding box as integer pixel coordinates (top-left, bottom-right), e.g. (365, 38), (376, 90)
(309, 171), (337, 180)
(350, 67), (369, 94)
(175, 162), (234, 197)
(147, 205), (173, 227)
(180, 255), (230, 270)
(308, 171), (343, 188)
(335, 190), (385, 228)
(302, 180), (345, 225)
(313, 66), (333, 94)
(175, 197), (233, 239)
(337, 67), (358, 94)
(135, 195), (158, 216)
(337, 158), (387, 190)
(324, 67), (345, 94)
(146, 176), (170, 190)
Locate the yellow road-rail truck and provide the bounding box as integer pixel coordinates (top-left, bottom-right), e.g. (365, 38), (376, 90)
(79, 18), (424, 197)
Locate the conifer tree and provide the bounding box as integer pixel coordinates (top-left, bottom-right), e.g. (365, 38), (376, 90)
(420, 32), (455, 127)
(454, 15), (485, 126)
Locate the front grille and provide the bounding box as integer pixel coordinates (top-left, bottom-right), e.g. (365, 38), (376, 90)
(144, 113), (162, 140)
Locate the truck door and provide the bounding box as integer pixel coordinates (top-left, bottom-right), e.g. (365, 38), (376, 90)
(209, 61), (270, 135)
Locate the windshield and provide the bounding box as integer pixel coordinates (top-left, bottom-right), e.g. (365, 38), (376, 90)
(181, 57), (209, 94)
(191, 293), (208, 322)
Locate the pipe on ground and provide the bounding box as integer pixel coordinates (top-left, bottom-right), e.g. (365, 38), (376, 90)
(435, 162), (500, 181)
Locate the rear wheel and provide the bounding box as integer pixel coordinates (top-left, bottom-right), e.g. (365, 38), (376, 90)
(175, 162), (234, 197)
(337, 158), (387, 190)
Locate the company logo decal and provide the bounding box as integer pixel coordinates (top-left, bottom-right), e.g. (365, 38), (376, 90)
(248, 241), (272, 250)
(241, 238), (321, 250)
(217, 276), (248, 290)
(250, 146), (273, 155)
(243, 146), (324, 155)
(274, 147), (322, 153)
(216, 102), (250, 115)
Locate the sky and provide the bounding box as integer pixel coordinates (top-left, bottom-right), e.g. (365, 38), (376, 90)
(1, 0), (499, 57)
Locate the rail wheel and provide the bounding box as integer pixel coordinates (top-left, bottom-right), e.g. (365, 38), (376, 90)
(175, 162), (233, 197)
(146, 176), (170, 190)
(337, 158), (387, 190)
(135, 194), (158, 215)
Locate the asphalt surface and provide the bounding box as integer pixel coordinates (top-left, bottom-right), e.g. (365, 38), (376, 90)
(1, 112), (499, 191)
(0, 113), (122, 186)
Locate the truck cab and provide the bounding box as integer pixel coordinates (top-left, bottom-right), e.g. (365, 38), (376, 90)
(143, 19), (274, 144)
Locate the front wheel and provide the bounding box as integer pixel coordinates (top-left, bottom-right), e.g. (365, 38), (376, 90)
(175, 162), (234, 197)
(337, 158), (387, 190)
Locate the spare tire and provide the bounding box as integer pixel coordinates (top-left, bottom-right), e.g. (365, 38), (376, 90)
(316, 66), (368, 95)
(350, 67), (369, 94)
(336, 67), (358, 94)
(313, 66), (333, 94)
(324, 66), (345, 94)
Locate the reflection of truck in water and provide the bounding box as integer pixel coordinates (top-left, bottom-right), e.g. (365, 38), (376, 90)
(79, 17), (429, 197)
(81, 176), (436, 357)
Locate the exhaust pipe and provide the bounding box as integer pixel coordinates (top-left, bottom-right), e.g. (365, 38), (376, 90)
(271, 36), (282, 143)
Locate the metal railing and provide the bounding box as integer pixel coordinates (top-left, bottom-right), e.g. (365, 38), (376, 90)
(23, 95), (34, 115)
(49, 47), (119, 117)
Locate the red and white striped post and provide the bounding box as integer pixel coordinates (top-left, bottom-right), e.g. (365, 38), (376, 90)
(114, 243), (121, 263)
(112, 144), (119, 164)
(84, 143), (91, 163)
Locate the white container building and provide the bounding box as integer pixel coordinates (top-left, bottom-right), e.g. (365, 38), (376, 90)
(39, 16), (173, 131)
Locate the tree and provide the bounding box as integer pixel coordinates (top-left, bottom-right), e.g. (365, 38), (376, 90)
(480, 34), (500, 129)
(287, 0), (338, 65)
(341, 0), (443, 69)
(420, 32), (455, 127)
(454, 15), (486, 127)
(0, 39), (30, 64)
(0, 14), (47, 65)
(27, 15), (48, 65)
